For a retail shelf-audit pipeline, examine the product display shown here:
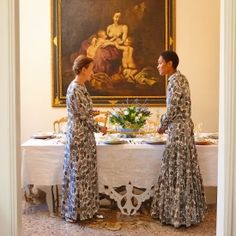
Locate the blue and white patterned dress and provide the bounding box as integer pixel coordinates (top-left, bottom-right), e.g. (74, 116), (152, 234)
(61, 81), (100, 221)
(151, 71), (208, 227)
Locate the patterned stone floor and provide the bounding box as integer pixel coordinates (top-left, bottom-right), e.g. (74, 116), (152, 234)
(22, 198), (216, 236)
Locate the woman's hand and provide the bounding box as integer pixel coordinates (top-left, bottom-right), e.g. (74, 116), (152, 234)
(157, 126), (166, 134)
(99, 126), (107, 135)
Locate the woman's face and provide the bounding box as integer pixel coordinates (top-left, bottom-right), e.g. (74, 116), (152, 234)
(113, 12), (121, 23)
(83, 62), (94, 81)
(157, 56), (171, 76)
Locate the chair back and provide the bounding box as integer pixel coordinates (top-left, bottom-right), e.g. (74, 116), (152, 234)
(53, 117), (67, 133)
(94, 111), (109, 127)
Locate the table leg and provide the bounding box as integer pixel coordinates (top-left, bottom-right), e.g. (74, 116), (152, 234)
(35, 185), (55, 217)
(99, 182), (153, 215)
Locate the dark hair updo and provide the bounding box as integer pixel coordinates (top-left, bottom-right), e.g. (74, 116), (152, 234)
(72, 55), (93, 75)
(160, 50), (179, 69)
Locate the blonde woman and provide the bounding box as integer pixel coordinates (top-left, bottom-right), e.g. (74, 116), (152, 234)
(61, 55), (107, 223)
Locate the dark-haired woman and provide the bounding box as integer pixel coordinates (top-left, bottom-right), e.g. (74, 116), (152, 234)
(61, 55), (107, 223)
(151, 50), (207, 228)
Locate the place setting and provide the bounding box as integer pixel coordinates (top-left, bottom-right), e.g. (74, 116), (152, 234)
(97, 134), (127, 145)
(194, 135), (218, 145)
(194, 123), (218, 145)
(31, 131), (55, 140)
(30, 131), (68, 146)
(101, 139), (127, 145)
(141, 133), (167, 145)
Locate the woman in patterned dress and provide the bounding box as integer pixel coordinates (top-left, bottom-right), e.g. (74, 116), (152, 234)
(61, 55), (107, 223)
(150, 51), (207, 227)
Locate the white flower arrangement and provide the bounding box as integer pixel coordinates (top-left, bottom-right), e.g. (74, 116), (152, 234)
(109, 100), (151, 130)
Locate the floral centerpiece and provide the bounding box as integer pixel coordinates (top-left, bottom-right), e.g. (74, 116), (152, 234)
(109, 103), (151, 131)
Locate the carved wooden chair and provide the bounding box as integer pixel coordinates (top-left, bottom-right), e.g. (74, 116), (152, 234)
(53, 112), (109, 133)
(94, 111), (109, 127)
(53, 117), (67, 134)
(145, 119), (158, 132)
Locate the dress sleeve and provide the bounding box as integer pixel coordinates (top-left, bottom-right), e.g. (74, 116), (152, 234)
(160, 78), (183, 129)
(86, 111), (100, 133)
(73, 88), (100, 132)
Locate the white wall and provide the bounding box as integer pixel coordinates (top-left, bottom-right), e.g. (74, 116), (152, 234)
(176, 0), (219, 132)
(20, 0), (219, 142)
(20, 1), (66, 142)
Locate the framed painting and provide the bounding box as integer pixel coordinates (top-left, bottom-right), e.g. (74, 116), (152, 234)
(51, 0), (175, 107)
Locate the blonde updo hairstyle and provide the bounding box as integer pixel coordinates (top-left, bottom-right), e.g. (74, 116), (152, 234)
(72, 55), (93, 75)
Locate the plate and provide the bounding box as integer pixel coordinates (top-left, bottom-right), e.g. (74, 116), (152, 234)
(206, 134), (218, 139)
(102, 140), (127, 145)
(143, 140), (166, 145)
(32, 132), (54, 139)
(195, 140), (212, 145)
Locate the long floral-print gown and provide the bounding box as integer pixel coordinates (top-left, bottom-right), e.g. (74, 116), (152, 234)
(151, 71), (208, 227)
(61, 81), (100, 221)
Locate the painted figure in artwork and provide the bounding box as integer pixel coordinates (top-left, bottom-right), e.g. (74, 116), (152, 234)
(115, 36), (138, 82)
(106, 11), (128, 46)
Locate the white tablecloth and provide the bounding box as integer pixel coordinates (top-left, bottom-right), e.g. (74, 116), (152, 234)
(21, 138), (218, 215)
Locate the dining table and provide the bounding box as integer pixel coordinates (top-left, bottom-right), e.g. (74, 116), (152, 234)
(21, 134), (218, 216)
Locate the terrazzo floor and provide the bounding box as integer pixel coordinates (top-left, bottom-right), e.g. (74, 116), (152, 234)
(22, 198), (216, 236)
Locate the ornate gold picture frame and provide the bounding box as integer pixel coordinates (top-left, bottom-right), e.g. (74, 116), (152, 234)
(51, 0), (175, 107)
